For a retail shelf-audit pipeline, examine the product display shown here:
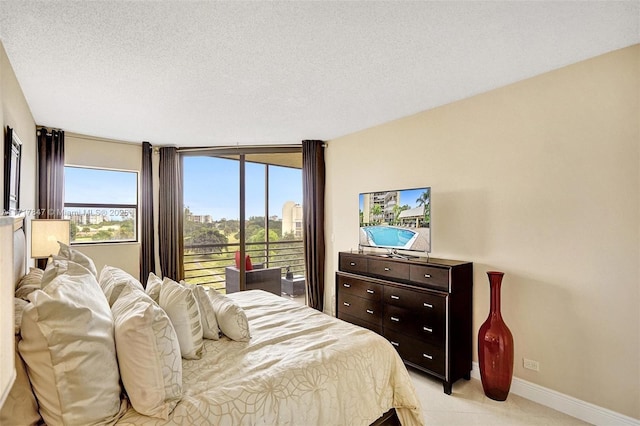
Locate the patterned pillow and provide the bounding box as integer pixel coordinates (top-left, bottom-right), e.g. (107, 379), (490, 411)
(112, 287), (182, 419)
(158, 278), (204, 359)
(19, 266), (125, 425)
(207, 291), (251, 342)
(56, 241), (98, 278)
(99, 265), (145, 306)
(188, 284), (220, 340)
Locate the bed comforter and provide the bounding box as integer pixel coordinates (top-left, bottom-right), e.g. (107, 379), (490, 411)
(116, 290), (424, 426)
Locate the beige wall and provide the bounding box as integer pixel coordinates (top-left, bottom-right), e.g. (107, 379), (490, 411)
(64, 134), (141, 278)
(325, 45), (639, 419)
(1, 42), (36, 264)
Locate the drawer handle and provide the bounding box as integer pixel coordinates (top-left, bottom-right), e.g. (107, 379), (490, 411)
(343, 302), (350, 307)
(390, 341), (399, 347)
(424, 274), (431, 278)
(343, 283), (351, 288)
(423, 302), (433, 308)
(390, 316), (400, 322)
(366, 289), (374, 294)
(423, 353), (433, 360)
(390, 295), (400, 300)
(384, 267), (390, 271)
(350, 262), (356, 266)
(423, 326), (433, 333)
(366, 309), (374, 314)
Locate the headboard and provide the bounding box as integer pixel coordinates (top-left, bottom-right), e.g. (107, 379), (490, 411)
(0, 214), (25, 407)
(0, 215), (26, 287)
(13, 217), (26, 287)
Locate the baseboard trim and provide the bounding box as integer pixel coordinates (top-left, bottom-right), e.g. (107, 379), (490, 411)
(470, 362), (639, 426)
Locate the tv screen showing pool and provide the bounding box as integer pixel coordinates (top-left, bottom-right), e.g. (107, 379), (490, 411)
(359, 187), (431, 253)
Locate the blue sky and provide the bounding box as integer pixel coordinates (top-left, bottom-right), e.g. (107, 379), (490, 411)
(65, 160), (302, 221)
(183, 156), (302, 220)
(65, 167), (137, 203)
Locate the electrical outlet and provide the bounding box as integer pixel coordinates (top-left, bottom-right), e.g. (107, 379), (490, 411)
(523, 358), (540, 371)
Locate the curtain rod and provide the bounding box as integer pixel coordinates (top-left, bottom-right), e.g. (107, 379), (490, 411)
(36, 128), (64, 137)
(176, 144), (303, 153)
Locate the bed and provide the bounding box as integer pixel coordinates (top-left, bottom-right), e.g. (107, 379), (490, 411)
(4, 216), (424, 426)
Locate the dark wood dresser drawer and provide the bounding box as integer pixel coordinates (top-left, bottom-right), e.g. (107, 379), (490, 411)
(385, 329), (445, 377)
(383, 304), (445, 344)
(384, 285), (446, 315)
(409, 264), (449, 291)
(337, 274), (382, 301)
(339, 254), (368, 274)
(368, 258), (410, 281)
(336, 252), (473, 395)
(337, 293), (382, 325)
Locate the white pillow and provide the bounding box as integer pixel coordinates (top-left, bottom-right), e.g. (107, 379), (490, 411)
(188, 284), (220, 340)
(158, 278), (204, 359)
(57, 241), (98, 278)
(99, 265), (145, 306)
(15, 267), (43, 300)
(146, 272), (163, 303)
(112, 287), (182, 419)
(41, 258), (94, 288)
(207, 291), (251, 342)
(14, 298), (28, 335)
(19, 267), (125, 425)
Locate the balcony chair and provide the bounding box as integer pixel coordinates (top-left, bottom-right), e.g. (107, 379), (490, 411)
(225, 253), (282, 296)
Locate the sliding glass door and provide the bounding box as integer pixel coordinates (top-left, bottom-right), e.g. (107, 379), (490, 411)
(182, 149), (303, 293)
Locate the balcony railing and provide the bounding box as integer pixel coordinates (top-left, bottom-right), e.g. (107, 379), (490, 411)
(183, 239), (305, 292)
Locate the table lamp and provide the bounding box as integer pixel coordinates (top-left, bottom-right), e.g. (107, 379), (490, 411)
(31, 219), (70, 261)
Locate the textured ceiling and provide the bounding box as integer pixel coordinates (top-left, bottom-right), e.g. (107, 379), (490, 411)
(0, 1), (638, 147)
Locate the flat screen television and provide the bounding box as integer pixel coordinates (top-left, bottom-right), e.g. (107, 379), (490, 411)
(359, 187), (431, 258)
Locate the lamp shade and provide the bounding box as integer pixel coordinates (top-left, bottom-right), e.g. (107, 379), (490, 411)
(31, 219), (71, 259)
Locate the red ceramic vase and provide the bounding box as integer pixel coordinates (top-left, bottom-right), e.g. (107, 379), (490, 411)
(478, 271), (514, 401)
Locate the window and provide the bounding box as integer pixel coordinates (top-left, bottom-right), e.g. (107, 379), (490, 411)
(64, 166), (138, 243)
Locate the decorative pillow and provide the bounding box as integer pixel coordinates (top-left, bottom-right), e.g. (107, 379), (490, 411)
(99, 265), (145, 306)
(158, 278), (204, 359)
(56, 241), (98, 278)
(146, 272), (163, 303)
(0, 336), (42, 426)
(234, 251), (253, 271)
(207, 291), (251, 342)
(15, 268), (43, 300)
(112, 286), (182, 419)
(188, 284), (220, 340)
(19, 267), (125, 425)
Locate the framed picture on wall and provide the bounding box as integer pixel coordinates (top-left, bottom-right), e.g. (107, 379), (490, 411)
(3, 126), (22, 215)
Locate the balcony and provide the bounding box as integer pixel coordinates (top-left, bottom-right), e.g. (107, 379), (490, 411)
(183, 239), (305, 293)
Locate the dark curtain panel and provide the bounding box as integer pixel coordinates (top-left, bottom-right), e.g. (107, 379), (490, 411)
(140, 141), (156, 284)
(158, 146), (184, 281)
(36, 128), (65, 268)
(302, 140), (326, 311)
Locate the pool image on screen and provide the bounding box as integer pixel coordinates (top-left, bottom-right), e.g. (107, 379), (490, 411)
(359, 187), (430, 254)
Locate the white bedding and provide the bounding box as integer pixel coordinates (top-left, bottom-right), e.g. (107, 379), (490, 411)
(116, 290), (424, 426)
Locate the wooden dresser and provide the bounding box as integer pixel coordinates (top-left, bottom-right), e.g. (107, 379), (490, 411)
(336, 251), (473, 394)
